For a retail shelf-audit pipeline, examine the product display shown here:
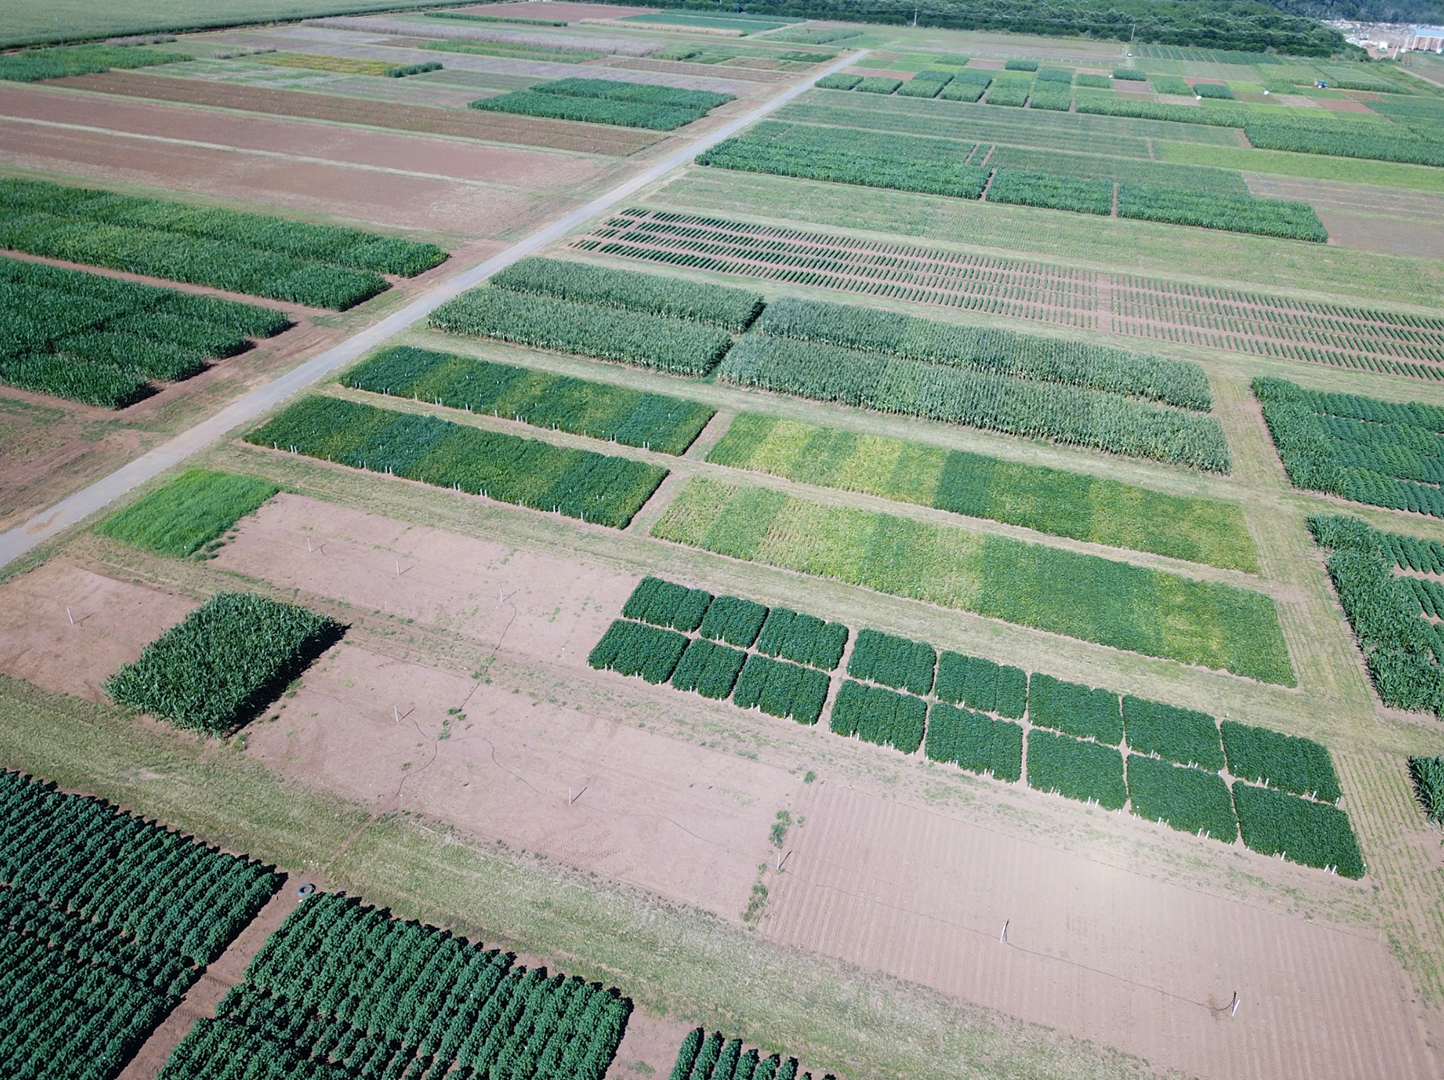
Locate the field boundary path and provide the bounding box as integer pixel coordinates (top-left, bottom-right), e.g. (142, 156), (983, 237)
(0, 50), (867, 573)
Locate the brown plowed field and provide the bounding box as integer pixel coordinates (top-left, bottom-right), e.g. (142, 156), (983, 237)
(763, 781), (1438, 1080)
(37, 72), (660, 156)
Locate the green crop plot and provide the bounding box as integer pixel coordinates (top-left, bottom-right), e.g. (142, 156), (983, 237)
(1409, 756), (1444, 824)
(829, 680), (928, 754)
(97, 469), (279, 558)
(1026, 730), (1128, 809)
(732, 654), (830, 724)
(1127, 757), (1237, 840)
(623, 576), (713, 633)
(1121, 696), (1225, 770)
(1221, 720), (1342, 802)
(847, 629), (937, 695)
(934, 652), (1027, 718)
(669, 1029), (834, 1080)
(589, 620), (689, 684)
(1233, 783), (1364, 876)
(1027, 674), (1123, 744)
(754, 607), (848, 671)
(473, 77), (733, 130)
(670, 638), (749, 700)
(925, 703), (1023, 780)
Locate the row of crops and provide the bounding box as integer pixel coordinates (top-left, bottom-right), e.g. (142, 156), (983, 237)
(652, 476), (1292, 683)
(1, 770), (281, 1080)
(246, 395), (668, 528)
(0, 178), (447, 310)
(471, 77), (734, 130)
(344, 345), (717, 455)
(669, 1029), (833, 1080)
(1310, 515), (1444, 718)
(592, 578), (1359, 875)
(698, 118), (1325, 242)
(0, 256), (290, 407)
(1413, 756), (1444, 824)
(1255, 377), (1444, 519)
(155, 890), (631, 1080)
(0, 42), (187, 81)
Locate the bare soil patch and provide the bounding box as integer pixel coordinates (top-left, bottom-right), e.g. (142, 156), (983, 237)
(1316, 97), (1372, 113)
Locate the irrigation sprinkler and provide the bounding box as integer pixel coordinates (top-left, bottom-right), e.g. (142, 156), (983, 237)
(1230, 991), (1240, 1017)
(66, 607), (74, 627)
(568, 784), (587, 806)
(1000, 919), (1009, 944)
(776, 850), (791, 873)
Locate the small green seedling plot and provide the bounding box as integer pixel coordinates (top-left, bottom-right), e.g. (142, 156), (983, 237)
(1026, 675), (1123, 744)
(156, 891), (631, 1080)
(0, 771), (280, 1080)
(97, 469), (279, 558)
(0, 177), (446, 309)
(925, 703), (1023, 781)
(344, 346), (715, 456)
(471, 77), (734, 130)
(670, 1029), (836, 1080)
(830, 680), (927, 754)
(105, 592), (341, 735)
(1310, 515), (1444, 717)
(1409, 755), (1444, 824)
(0, 257), (290, 407)
(732, 654), (830, 725)
(590, 620), (689, 684)
(624, 576), (714, 633)
(847, 629), (937, 695)
(755, 607), (849, 670)
(1257, 378), (1444, 519)
(1121, 695), (1225, 770)
(1221, 720), (1343, 803)
(246, 396), (667, 528)
(1126, 757), (1237, 840)
(934, 652), (1027, 718)
(0, 43), (188, 81)
(1027, 730), (1128, 809)
(1232, 783), (1364, 877)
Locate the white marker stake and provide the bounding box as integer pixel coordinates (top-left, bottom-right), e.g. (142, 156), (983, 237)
(1230, 992), (1240, 1017)
(1000, 920), (1009, 944)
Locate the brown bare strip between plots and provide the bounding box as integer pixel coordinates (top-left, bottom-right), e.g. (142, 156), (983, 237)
(45, 72), (661, 157)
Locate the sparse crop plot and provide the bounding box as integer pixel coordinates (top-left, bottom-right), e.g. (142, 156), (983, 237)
(669, 1029), (834, 1080)
(1026, 730), (1128, 809)
(847, 628), (937, 695)
(0, 770), (280, 1080)
(245, 396), (668, 528)
(1126, 757), (1237, 840)
(1121, 695), (1225, 770)
(472, 77), (734, 130)
(97, 469), (279, 558)
(1232, 783), (1365, 876)
(343, 346), (716, 455)
(156, 890), (632, 1080)
(924, 702), (1023, 780)
(1221, 720), (1342, 802)
(1027, 674), (1123, 744)
(829, 679), (928, 754)
(0, 257), (291, 407)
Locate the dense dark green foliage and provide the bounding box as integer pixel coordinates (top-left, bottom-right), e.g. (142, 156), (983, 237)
(344, 346), (715, 455)
(829, 680), (927, 754)
(1126, 757), (1237, 839)
(490, 257), (763, 331)
(816, 73), (862, 89)
(667, 1029), (834, 1080)
(698, 595), (768, 648)
(1409, 755), (1444, 824)
(986, 168), (1113, 215)
(1027, 674), (1123, 744)
(754, 607), (848, 670)
(1221, 720), (1342, 802)
(1005, 58), (1039, 71)
(157, 891), (631, 1080)
(1118, 185), (1327, 241)
(622, 576), (714, 632)
(97, 469), (279, 558)
(924, 703), (1023, 780)
(1121, 695), (1225, 770)
(732, 654), (830, 724)
(933, 652), (1027, 718)
(105, 593), (340, 734)
(589, 620), (689, 683)
(897, 69), (954, 97)
(0, 256), (290, 406)
(846, 629), (937, 695)
(856, 76), (903, 94)
(384, 61), (442, 77)
(472, 77), (733, 129)
(430, 287), (733, 376)
(1026, 730), (1128, 809)
(0, 43), (188, 81)
(1194, 81), (1236, 98)
(670, 638), (749, 699)
(0, 771), (281, 1080)
(1233, 783), (1364, 876)
(246, 397), (667, 528)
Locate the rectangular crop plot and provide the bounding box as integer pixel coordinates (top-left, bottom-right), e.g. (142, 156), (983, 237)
(829, 680), (927, 754)
(670, 638), (748, 699)
(157, 891), (632, 1080)
(934, 651), (1027, 718)
(105, 592), (339, 734)
(246, 396), (667, 528)
(1122, 695), (1224, 770)
(588, 619), (688, 684)
(925, 703), (1023, 780)
(1127, 756), (1237, 840)
(669, 1030), (829, 1080)
(1233, 783), (1364, 876)
(97, 469), (278, 558)
(698, 594), (768, 648)
(344, 346), (716, 456)
(732, 653), (829, 725)
(754, 607), (848, 671)
(1027, 730), (1128, 809)
(1027, 674), (1123, 744)
(622, 576), (714, 632)
(846, 628), (937, 695)
(472, 77), (733, 129)
(0, 256), (290, 408)
(1221, 720), (1342, 802)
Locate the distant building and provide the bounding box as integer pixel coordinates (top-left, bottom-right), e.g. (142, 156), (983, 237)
(1405, 26), (1444, 51)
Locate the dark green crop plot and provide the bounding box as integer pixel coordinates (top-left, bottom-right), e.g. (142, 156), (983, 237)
(97, 469), (279, 558)
(670, 638), (748, 699)
(1118, 185), (1326, 241)
(828, 680), (927, 755)
(986, 168), (1113, 215)
(934, 652), (1027, 718)
(1026, 730), (1127, 809)
(924, 703), (1023, 780)
(856, 77), (903, 94)
(668, 1029), (834, 1080)
(732, 654), (829, 725)
(622, 576), (713, 633)
(0, 43), (188, 81)
(1233, 783), (1364, 877)
(846, 628), (937, 695)
(472, 77), (733, 129)
(105, 593), (340, 734)
(816, 73), (862, 89)
(699, 594), (768, 648)
(589, 620), (688, 684)
(897, 69), (954, 98)
(1027, 674), (1123, 744)
(429, 287), (733, 377)
(754, 607), (848, 670)
(1221, 721), (1342, 802)
(344, 346), (715, 455)
(246, 396), (667, 528)
(1126, 756), (1237, 840)
(1409, 755), (1444, 824)
(1121, 695), (1224, 770)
